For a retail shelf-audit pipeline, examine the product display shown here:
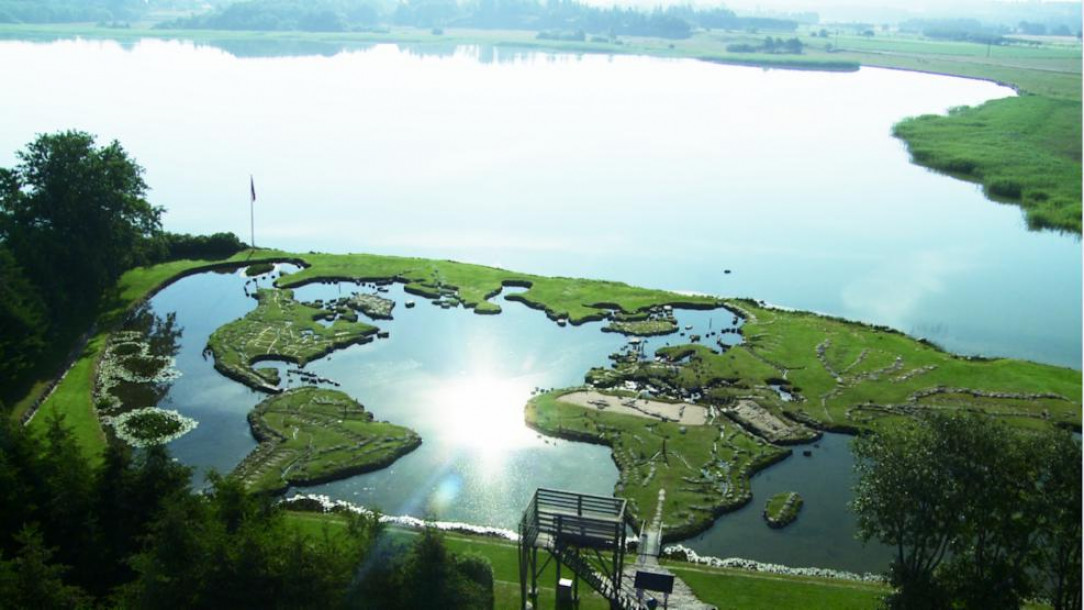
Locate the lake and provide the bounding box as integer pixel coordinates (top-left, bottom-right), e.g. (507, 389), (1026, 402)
(1, 38), (1079, 368)
(3, 38), (1079, 572)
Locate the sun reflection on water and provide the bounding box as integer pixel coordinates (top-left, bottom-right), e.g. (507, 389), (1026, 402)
(426, 372), (539, 462)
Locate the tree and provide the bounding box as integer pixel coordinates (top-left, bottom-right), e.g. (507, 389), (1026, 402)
(0, 130), (162, 315)
(0, 526), (88, 610)
(851, 417), (956, 609)
(852, 414), (1082, 610)
(1033, 429), (1082, 610)
(0, 245), (47, 394)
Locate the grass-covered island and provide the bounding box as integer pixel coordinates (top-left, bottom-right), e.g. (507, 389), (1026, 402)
(233, 387), (421, 493)
(207, 287), (379, 392)
(764, 492), (804, 529)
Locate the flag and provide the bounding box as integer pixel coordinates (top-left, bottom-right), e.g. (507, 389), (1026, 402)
(250, 175), (256, 203)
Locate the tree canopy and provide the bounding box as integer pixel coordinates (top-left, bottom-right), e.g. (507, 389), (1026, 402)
(0, 415), (494, 608)
(852, 414), (1081, 610)
(0, 130), (163, 314)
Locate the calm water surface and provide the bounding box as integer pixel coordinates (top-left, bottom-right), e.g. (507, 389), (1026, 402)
(5, 38), (1076, 571)
(1, 38), (1079, 367)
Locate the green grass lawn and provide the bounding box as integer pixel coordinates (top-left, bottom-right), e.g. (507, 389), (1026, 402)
(666, 563), (885, 610)
(282, 510), (890, 609)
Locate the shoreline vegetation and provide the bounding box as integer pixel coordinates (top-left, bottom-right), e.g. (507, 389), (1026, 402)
(23, 251), (1080, 545)
(0, 20), (1080, 228)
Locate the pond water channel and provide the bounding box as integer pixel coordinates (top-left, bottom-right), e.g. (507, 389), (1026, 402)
(147, 263), (890, 572)
(4, 37), (1076, 573)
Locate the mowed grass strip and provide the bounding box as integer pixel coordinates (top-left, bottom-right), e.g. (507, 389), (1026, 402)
(282, 511), (890, 609)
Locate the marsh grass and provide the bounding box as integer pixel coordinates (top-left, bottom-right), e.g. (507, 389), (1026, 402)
(894, 95), (1082, 232)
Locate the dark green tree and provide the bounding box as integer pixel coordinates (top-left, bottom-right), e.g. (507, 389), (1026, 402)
(0, 526), (89, 610)
(853, 414), (1083, 610)
(0, 130), (163, 317)
(1033, 429), (1082, 610)
(0, 245), (47, 396)
(852, 417), (955, 609)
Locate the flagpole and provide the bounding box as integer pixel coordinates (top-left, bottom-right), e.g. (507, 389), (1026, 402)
(250, 175), (255, 250)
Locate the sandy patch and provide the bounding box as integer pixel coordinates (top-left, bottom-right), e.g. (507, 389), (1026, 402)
(559, 390), (707, 425)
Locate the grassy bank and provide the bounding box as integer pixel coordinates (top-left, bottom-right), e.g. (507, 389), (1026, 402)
(20, 253), (297, 458)
(283, 510), (891, 609)
(894, 95), (1082, 232)
(23, 256), (260, 460)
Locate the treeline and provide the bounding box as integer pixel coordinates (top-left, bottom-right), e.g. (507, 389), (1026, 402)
(726, 36), (804, 54)
(899, 18), (1010, 45)
(0, 416), (492, 608)
(0, 0), (136, 23)
(0, 131), (245, 404)
(160, 0), (799, 40)
(0, 0), (232, 24)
